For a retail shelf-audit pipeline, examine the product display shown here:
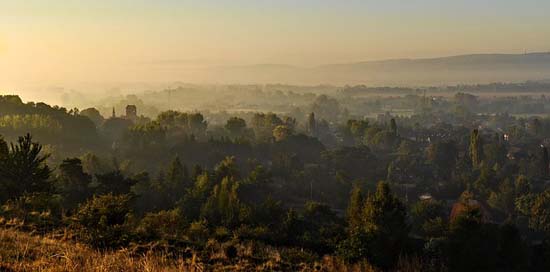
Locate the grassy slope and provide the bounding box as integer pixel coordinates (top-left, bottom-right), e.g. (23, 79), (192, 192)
(0, 228), (197, 272)
(0, 228), (381, 272)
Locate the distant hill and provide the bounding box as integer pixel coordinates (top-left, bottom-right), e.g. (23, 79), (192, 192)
(210, 52), (550, 85)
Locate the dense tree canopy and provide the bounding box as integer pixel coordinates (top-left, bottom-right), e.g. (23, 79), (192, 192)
(3, 89), (550, 270)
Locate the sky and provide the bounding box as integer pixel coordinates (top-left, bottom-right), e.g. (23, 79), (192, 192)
(1, 0), (550, 89)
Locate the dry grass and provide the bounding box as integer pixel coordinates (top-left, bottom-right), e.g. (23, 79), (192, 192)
(0, 228), (200, 272)
(0, 227), (389, 271)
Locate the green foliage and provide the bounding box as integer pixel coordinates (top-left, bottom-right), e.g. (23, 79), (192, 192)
(482, 134), (507, 167)
(0, 114), (62, 135)
(0, 193), (62, 230)
(427, 140), (458, 178)
(214, 156), (240, 181)
(124, 121), (166, 149)
(80, 153), (111, 176)
(339, 182), (409, 268)
(178, 172), (212, 222)
(56, 158), (92, 210)
(389, 118), (398, 136)
(448, 208), (528, 271)
(529, 190), (550, 234)
(135, 209), (184, 241)
(361, 182), (409, 268)
(157, 111), (207, 137)
(72, 194), (134, 248)
(279, 247), (318, 265)
(101, 117), (133, 141)
(306, 112), (317, 136)
(2, 90), (550, 270)
(311, 95), (342, 122)
(225, 117), (247, 139)
(0, 136), (8, 156)
(473, 164), (497, 199)
(487, 178), (516, 217)
(94, 170), (137, 195)
(201, 177), (243, 228)
(186, 219), (209, 243)
(0, 96), (97, 146)
(251, 112), (283, 142)
(272, 125), (292, 142)
(0, 134), (52, 202)
(470, 129), (483, 168)
(80, 107), (104, 127)
(370, 130), (399, 150)
(247, 197), (285, 229)
(411, 199), (448, 237)
(336, 230), (372, 263)
(346, 186), (364, 232)
(299, 202), (344, 253)
(343, 119), (369, 145)
(144, 156), (191, 210)
(541, 146), (549, 177)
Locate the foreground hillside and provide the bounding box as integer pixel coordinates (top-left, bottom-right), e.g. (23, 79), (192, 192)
(0, 228), (383, 272)
(0, 228), (192, 272)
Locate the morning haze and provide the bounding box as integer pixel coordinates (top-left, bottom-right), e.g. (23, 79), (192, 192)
(1, 1), (550, 96)
(2, 1), (550, 271)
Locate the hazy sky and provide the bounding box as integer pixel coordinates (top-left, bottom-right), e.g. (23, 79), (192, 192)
(1, 0), (550, 88)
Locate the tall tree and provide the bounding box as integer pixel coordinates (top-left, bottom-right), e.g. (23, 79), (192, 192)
(152, 156), (189, 208)
(306, 112), (317, 136)
(530, 190), (550, 234)
(225, 117), (247, 139)
(272, 125), (291, 142)
(346, 186), (364, 232)
(57, 158), (93, 210)
(339, 181), (409, 268)
(0, 136), (8, 157)
(470, 129), (483, 168)
(364, 182), (410, 268)
(80, 107), (104, 127)
(0, 136), (8, 201)
(427, 140), (458, 179)
(390, 118), (398, 136)
(201, 176), (241, 228)
(542, 146), (549, 177)
(95, 170), (137, 195)
(0, 134), (51, 201)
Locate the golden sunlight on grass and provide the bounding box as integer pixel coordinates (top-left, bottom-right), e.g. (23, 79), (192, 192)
(0, 228), (387, 272)
(0, 228), (197, 272)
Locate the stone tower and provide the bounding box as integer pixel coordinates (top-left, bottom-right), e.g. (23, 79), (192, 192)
(125, 105), (137, 119)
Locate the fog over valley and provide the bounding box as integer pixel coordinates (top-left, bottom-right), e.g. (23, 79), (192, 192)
(3, 1), (550, 271)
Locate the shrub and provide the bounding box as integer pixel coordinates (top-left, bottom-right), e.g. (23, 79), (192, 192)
(72, 193), (134, 248)
(279, 247), (318, 264)
(135, 209), (184, 241)
(0, 193), (62, 230)
(233, 225), (272, 242)
(214, 226), (231, 241)
(187, 220), (209, 243)
(336, 231), (372, 263)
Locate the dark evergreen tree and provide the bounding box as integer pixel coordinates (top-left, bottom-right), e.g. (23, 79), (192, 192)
(57, 158), (93, 210)
(346, 186), (364, 232)
(0, 134), (51, 201)
(390, 118), (398, 136)
(470, 129), (483, 168)
(541, 146), (549, 177)
(306, 112), (316, 136)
